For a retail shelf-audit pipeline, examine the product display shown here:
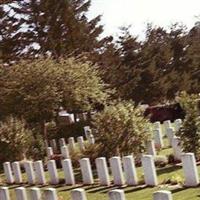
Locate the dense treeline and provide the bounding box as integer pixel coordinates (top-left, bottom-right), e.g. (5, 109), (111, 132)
(0, 0), (200, 105)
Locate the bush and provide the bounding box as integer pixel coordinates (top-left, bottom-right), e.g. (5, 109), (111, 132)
(154, 155), (168, 168)
(92, 101), (151, 158)
(81, 143), (102, 167)
(26, 134), (46, 161)
(176, 92), (200, 159)
(45, 121), (58, 139)
(57, 121), (88, 139)
(168, 174), (184, 185)
(0, 117), (34, 163)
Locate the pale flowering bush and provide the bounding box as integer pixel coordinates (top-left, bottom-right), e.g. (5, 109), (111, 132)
(92, 101), (151, 158)
(0, 116), (33, 163)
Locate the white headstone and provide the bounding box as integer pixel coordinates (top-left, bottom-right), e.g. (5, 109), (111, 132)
(15, 187), (27, 200)
(88, 134), (95, 144)
(172, 137), (182, 161)
(0, 187), (10, 200)
(166, 127), (175, 146)
(62, 159), (75, 185)
(95, 157), (110, 186)
(71, 189), (87, 200)
(122, 155), (138, 185)
(47, 160), (59, 185)
(153, 129), (163, 149)
(68, 137), (76, 151)
(147, 140), (156, 156)
(61, 145), (70, 159)
(164, 120), (171, 129)
(141, 155), (158, 186)
(3, 162), (14, 184)
(12, 162), (22, 184)
(71, 188), (87, 200)
(79, 158), (94, 184)
(153, 190), (172, 200)
(50, 139), (58, 153)
(24, 161), (35, 185)
(154, 121), (161, 130)
(30, 188), (41, 200)
(174, 119), (182, 132)
(84, 126), (91, 136)
(181, 153), (199, 186)
(34, 161), (46, 185)
(109, 157), (125, 186)
(47, 147), (53, 159)
(59, 138), (66, 147)
(44, 188), (58, 200)
(77, 136), (85, 151)
(108, 189), (126, 200)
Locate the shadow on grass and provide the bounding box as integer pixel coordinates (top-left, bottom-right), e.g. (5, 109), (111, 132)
(58, 185), (83, 192)
(170, 186), (189, 193)
(125, 185), (148, 193)
(88, 185), (118, 193)
(157, 165), (182, 176)
(84, 184), (104, 191)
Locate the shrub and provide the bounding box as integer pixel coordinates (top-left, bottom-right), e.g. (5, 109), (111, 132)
(57, 121), (88, 139)
(26, 134), (46, 161)
(92, 101), (151, 158)
(45, 121), (58, 140)
(154, 155), (168, 168)
(168, 154), (176, 164)
(176, 92), (200, 159)
(81, 143), (102, 167)
(170, 174), (184, 185)
(0, 117), (34, 163)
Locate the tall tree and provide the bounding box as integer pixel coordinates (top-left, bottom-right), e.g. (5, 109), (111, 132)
(186, 21), (200, 94)
(0, 2), (25, 64)
(0, 0), (108, 62)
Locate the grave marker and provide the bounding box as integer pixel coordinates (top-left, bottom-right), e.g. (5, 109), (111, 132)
(109, 157), (125, 186)
(142, 155), (158, 186)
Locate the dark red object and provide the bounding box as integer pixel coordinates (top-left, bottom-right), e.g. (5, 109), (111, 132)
(144, 103), (185, 123)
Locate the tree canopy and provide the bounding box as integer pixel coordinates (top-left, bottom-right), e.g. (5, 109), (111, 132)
(0, 57), (109, 124)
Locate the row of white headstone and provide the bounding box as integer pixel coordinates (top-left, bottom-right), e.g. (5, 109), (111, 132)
(0, 187), (173, 200)
(150, 119), (183, 159)
(146, 136), (182, 160)
(3, 152), (199, 187)
(153, 119), (182, 143)
(47, 121), (181, 161)
(48, 134), (95, 154)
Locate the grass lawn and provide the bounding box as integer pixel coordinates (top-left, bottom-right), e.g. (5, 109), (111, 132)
(1, 162), (200, 200)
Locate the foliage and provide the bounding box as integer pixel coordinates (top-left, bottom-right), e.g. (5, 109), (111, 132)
(99, 23), (200, 104)
(45, 121), (58, 139)
(0, 58), (108, 129)
(0, 59), (61, 124)
(0, 0), (110, 63)
(154, 155), (168, 167)
(170, 174), (184, 185)
(176, 92), (200, 159)
(57, 121), (87, 140)
(92, 101), (151, 158)
(0, 116), (33, 163)
(81, 143), (102, 167)
(56, 58), (109, 112)
(176, 91), (200, 112)
(26, 134), (46, 161)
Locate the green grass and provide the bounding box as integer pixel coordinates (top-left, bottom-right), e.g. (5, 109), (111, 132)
(1, 163), (200, 200)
